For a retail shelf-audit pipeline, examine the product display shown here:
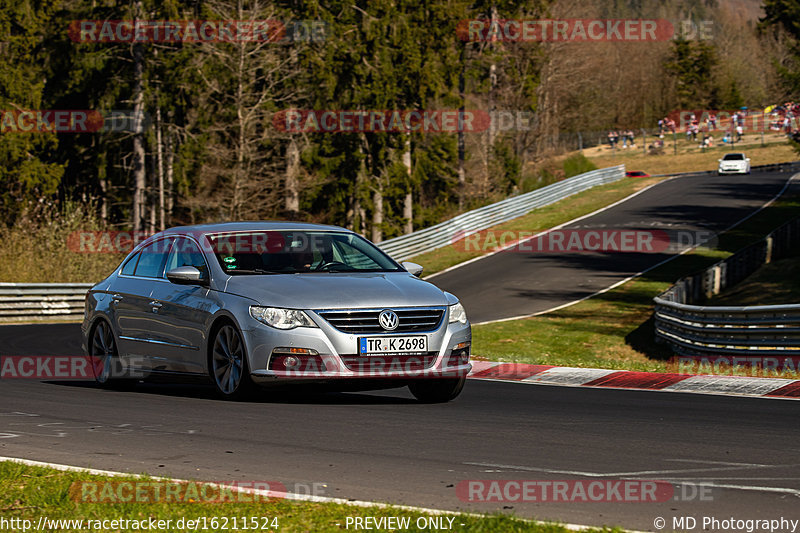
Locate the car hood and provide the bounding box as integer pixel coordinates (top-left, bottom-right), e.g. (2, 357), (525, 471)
(223, 272), (452, 309)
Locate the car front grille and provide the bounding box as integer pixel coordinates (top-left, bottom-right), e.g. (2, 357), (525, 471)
(317, 307), (445, 334)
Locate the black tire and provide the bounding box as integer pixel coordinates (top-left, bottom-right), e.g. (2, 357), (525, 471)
(408, 376), (466, 403)
(89, 320), (136, 389)
(209, 322), (255, 400)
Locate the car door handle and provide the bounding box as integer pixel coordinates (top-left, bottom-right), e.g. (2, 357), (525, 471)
(111, 294), (123, 302)
(149, 300), (163, 312)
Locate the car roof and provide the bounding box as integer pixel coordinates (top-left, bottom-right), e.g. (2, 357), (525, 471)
(160, 221), (352, 237)
(130, 221), (355, 252)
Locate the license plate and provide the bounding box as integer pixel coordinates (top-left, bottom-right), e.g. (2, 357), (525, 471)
(358, 336), (427, 355)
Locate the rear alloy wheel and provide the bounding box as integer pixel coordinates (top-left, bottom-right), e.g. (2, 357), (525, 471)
(90, 320), (132, 387)
(211, 324), (254, 399)
(408, 376), (466, 403)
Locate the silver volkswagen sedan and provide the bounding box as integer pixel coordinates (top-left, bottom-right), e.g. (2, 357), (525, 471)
(81, 222), (472, 402)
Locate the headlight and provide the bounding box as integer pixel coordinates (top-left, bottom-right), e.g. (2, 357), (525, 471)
(448, 302), (468, 324)
(249, 306), (317, 330)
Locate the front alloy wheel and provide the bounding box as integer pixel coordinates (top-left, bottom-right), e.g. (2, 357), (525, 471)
(211, 324), (253, 399)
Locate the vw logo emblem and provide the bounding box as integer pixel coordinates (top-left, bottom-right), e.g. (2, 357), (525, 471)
(378, 310), (399, 331)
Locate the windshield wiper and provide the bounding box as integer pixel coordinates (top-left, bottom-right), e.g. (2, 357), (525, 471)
(313, 265), (356, 272)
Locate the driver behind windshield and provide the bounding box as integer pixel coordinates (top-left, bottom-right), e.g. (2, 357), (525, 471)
(287, 233), (330, 271)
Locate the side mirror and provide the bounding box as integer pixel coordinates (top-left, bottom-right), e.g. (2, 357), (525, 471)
(746, 158), (750, 162)
(166, 266), (206, 285)
(402, 261), (424, 277)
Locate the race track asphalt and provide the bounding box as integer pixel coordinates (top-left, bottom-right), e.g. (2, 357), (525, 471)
(0, 375), (798, 531)
(430, 171), (797, 323)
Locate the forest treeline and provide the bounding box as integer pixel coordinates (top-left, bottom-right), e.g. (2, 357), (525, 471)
(1, 0), (799, 241)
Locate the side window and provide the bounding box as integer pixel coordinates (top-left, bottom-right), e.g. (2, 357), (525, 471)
(120, 253), (139, 276)
(165, 238), (208, 278)
(133, 238), (172, 278)
(332, 238), (382, 269)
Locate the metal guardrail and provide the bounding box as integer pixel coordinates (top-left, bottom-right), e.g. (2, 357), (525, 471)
(0, 283), (92, 322)
(654, 217), (800, 357)
(654, 301), (800, 356)
(377, 165), (626, 261)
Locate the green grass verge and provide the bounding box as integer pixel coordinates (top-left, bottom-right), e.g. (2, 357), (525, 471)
(471, 183), (800, 375)
(416, 176), (667, 277)
(0, 461), (620, 533)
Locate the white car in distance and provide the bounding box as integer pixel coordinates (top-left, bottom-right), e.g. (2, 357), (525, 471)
(718, 152), (751, 175)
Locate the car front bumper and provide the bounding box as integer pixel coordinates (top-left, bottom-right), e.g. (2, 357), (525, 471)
(241, 308), (472, 384)
(718, 165), (748, 174)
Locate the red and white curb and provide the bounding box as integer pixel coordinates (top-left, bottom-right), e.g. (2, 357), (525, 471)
(467, 361), (800, 400)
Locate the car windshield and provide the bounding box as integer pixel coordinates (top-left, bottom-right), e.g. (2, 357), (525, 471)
(723, 153), (745, 160)
(206, 230), (402, 274)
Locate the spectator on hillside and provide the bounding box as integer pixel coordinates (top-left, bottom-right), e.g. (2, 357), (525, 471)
(732, 111), (744, 131)
(648, 138), (664, 155)
(686, 120), (699, 141)
(621, 129), (633, 148)
(707, 113), (717, 130)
